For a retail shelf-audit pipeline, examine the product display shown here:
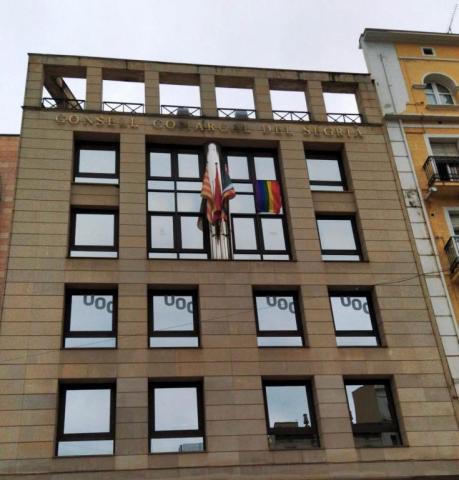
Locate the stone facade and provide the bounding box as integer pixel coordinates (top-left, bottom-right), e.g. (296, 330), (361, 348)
(0, 53), (458, 479)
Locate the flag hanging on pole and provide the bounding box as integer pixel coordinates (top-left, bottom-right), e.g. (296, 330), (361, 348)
(255, 180), (282, 214)
(221, 164), (236, 220)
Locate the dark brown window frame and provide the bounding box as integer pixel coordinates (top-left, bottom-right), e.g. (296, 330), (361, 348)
(222, 148), (291, 260)
(253, 290), (304, 347)
(316, 214), (362, 260)
(63, 287), (118, 349)
(148, 380), (205, 453)
(146, 145), (210, 259)
(329, 290), (380, 347)
(305, 150), (347, 191)
(344, 378), (402, 447)
(56, 382), (116, 456)
(69, 207), (119, 258)
(262, 379), (319, 446)
(74, 141), (120, 184)
(148, 288), (200, 347)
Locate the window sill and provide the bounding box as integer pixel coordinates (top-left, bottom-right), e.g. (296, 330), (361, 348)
(425, 104), (459, 111)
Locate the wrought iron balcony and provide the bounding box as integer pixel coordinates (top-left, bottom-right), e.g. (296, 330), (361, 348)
(161, 105), (201, 117)
(445, 236), (459, 274)
(273, 110), (310, 122)
(42, 97), (85, 110)
(217, 108), (256, 120)
(423, 156), (459, 187)
(102, 102), (144, 114)
(327, 113), (362, 124)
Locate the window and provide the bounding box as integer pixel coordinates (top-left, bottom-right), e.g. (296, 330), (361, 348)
(425, 82), (454, 105)
(147, 146), (209, 259)
(262, 380), (319, 449)
(149, 381), (205, 453)
(63, 288), (117, 348)
(447, 209), (459, 235)
(316, 215), (361, 261)
(56, 383), (116, 456)
(344, 380), (402, 448)
(149, 290), (199, 347)
(305, 151), (346, 191)
(422, 47), (435, 56)
(254, 291), (303, 347)
(74, 142), (119, 184)
(329, 291), (379, 346)
(69, 209), (118, 258)
(224, 149), (290, 260)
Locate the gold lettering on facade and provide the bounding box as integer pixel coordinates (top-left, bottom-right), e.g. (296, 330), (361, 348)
(68, 114), (79, 125)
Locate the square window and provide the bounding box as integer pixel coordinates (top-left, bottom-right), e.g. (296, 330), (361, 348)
(149, 381), (205, 453)
(63, 289), (117, 349)
(74, 143), (119, 185)
(344, 380), (402, 448)
(149, 290), (199, 347)
(57, 383), (115, 456)
(329, 291), (379, 347)
(305, 152), (346, 191)
(254, 291), (303, 347)
(263, 380), (319, 449)
(422, 47), (435, 56)
(316, 215), (361, 261)
(69, 209), (118, 258)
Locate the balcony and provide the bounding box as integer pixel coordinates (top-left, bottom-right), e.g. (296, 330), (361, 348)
(326, 113), (362, 124)
(161, 105), (201, 117)
(423, 156), (459, 191)
(273, 110), (310, 122)
(102, 102), (144, 114)
(217, 108), (256, 120)
(445, 236), (459, 278)
(42, 97), (85, 110)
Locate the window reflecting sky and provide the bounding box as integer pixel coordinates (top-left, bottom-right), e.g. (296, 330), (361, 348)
(154, 387), (199, 431)
(254, 156), (276, 180)
(150, 152), (172, 177)
(178, 153), (200, 178)
(261, 218), (286, 250)
(153, 295), (194, 331)
(150, 216), (174, 249)
(64, 389), (111, 434)
(265, 385), (311, 428)
(306, 158), (341, 182)
(330, 295), (372, 331)
(181, 216), (203, 249)
(70, 294), (113, 331)
(256, 295), (297, 331)
(317, 219), (356, 251)
(227, 156), (249, 180)
(79, 149), (116, 174)
(74, 213), (114, 246)
(233, 217), (257, 250)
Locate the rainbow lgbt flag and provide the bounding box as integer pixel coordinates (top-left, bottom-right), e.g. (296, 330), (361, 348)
(255, 180), (282, 214)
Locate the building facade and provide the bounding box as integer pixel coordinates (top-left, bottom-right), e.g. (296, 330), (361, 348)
(360, 28), (459, 403)
(0, 53), (458, 479)
(0, 134), (19, 314)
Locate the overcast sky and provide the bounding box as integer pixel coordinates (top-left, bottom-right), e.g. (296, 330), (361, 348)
(1, 0), (459, 133)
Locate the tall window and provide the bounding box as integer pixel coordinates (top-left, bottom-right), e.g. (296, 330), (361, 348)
(149, 290), (199, 347)
(224, 150), (289, 260)
(63, 288), (117, 348)
(305, 151), (347, 191)
(329, 291), (380, 346)
(316, 215), (362, 261)
(254, 291), (303, 347)
(344, 380), (402, 448)
(149, 381), (205, 453)
(74, 142), (119, 185)
(262, 380), (319, 448)
(56, 383), (116, 456)
(147, 146), (209, 259)
(69, 209), (118, 258)
(425, 82), (454, 105)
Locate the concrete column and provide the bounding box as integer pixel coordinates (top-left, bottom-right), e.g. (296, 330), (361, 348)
(306, 80), (327, 122)
(85, 66), (103, 111)
(200, 74), (217, 117)
(23, 59), (44, 108)
(253, 77), (272, 120)
(145, 68), (160, 114)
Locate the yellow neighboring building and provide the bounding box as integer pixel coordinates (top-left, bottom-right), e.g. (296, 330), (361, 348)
(361, 29), (459, 399)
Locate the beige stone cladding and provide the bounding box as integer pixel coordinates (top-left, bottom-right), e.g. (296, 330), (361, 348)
(0, 54), (458, 479)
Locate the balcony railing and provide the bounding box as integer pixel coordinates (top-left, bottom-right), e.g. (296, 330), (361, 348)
(161, 105), (201, 117)
(423, 155), (459, 187)
(326, 113), (362, 124)
(42, 97), (85, 110)
(273, 110), (310, 122)
(445, 236), (459, 273)
(102, 102), (144, 114)
(217, 108), (256, 120)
